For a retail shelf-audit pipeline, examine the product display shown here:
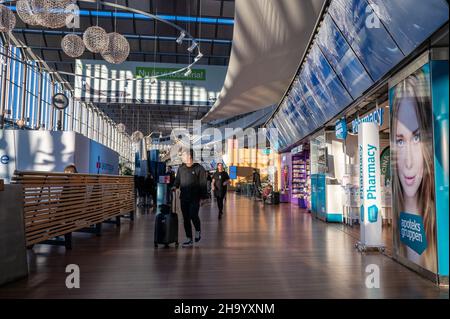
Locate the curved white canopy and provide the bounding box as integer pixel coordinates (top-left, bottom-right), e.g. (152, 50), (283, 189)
(202, 0), (326, 122)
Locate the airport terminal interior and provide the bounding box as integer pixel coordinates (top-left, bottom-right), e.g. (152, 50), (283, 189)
(0, 0), (449, 300)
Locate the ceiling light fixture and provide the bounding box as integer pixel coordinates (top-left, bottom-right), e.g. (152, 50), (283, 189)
(32, 0), (75, 29)
(22, 0), (204, 78)
(194, 52), (203, 62)
(131, 130), (144, 143)
(61, 34), (85, 58)
(0, 4), (16, 33)
(16, 0), (40, 26)
(184, 68), (192, 77)
(117, 123), (126, 133)
(187, 41), (198, 53)
(83, 26), (109, 53)
(101, 32), (130, 64)
(176, 31), (186, 45)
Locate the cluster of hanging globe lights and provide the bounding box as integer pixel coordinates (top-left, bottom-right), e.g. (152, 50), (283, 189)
(1, 0), (204, 78)
(0, 0), (129, 64)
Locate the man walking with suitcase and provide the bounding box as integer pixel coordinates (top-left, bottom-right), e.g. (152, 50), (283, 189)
(174, 149), (208, 247)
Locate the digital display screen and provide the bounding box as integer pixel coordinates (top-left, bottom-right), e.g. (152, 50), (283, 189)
(316, 15), (373, 99)
(328, 0), (404, 81)
(367, 0), (449, 55)
(266, 0), (448, 152)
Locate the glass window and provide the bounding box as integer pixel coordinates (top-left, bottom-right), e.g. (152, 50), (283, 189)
(8, 47), (23, 121)
(329, 0), (404, 81)
(25, 61), (40, 128)
(316, 15), (373, 99)
(0, 40), (4, 108)
(41, 72), (52, 130)
(367, 0), (449, 54)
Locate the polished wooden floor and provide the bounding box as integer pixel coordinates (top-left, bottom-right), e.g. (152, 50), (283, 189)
(0, 194), (447, 299)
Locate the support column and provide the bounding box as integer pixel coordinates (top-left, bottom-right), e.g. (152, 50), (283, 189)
(357, 122), (383, 250)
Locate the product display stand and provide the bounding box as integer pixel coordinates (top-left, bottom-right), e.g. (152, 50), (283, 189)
(291, 152), (310, 209)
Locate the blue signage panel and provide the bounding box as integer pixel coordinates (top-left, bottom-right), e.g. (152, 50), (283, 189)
(335, 118), (348, 140)
(229, 166), (237, 180)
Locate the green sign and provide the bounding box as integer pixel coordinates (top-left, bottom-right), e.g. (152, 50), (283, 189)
(135, 67), (206, 81)
(380, 146), (390, 186)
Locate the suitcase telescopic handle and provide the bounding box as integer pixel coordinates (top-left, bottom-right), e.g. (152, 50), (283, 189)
(172, 188), (177, 213)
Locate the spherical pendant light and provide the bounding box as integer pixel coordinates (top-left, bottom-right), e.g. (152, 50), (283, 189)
(61, 34), (85, 58)
(0, 5), (16, 33)
(16, 0), (40, 26)
(83, 26), (109, 53)
(32, 0), (75, 29)
(132, 131), (144, 143)
(101, 33), (130, 65)
(117, 123), (127, 134)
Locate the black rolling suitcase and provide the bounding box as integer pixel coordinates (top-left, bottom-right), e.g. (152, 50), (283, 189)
(154, 198), (179, 248)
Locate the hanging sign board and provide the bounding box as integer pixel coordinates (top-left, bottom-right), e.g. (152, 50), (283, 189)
(358, 122), (383, 248)
(335, 118), (348, 140)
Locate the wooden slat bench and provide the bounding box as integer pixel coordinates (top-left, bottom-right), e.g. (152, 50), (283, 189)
(13, 171), (135, 249)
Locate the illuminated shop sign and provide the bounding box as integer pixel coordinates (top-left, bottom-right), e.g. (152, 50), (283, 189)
(352, 108), (384, 134)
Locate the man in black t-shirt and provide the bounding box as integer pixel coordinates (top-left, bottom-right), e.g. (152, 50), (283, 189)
(212, 163), (230, 219)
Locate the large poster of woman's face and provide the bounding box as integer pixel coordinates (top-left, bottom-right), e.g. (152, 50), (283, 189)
(390, 63), (437, 274)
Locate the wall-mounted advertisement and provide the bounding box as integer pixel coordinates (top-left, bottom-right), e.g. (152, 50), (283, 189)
(390, 62), (437, 275)
(74, 60), (227, 105)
